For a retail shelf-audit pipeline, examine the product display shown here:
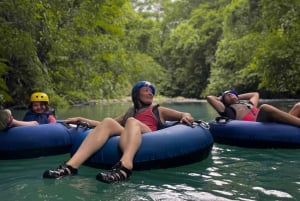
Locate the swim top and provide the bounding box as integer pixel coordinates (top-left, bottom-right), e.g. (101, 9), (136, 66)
(220, 101), (259, 121)
(135, 106), (159, 131)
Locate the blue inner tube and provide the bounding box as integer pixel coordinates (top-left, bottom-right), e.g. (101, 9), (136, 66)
(71, 123), (214, 170)
(0, 123), (87, 159)
(209, 120), (300, 148)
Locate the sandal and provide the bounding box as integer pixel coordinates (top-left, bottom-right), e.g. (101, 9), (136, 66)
(96, 161), (132, 184)
(43, 164), (78, 179)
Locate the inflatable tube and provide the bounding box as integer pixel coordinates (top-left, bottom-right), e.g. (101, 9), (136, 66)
(0, 123), (88, 159)
(71, 123), (213, 170)
(209, 120), (300, 148)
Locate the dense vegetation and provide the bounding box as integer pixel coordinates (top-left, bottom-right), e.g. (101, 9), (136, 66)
(1, 0), (299, 108)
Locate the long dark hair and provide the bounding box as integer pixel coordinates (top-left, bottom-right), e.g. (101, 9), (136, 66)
(120, 89), (151, 126)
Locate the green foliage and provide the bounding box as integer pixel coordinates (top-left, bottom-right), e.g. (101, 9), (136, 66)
(0, 59), (11, 103)
(0, 0), (52, 106)
(1, 0), (300, 108)
(161, 0), (230, 98)
(204, 0), (300, 97)
(161, 23), (202, 97)
(250, 32), (300, 93)
(250, 0), (300, 94)
(205, 32), (262, 94)
(1, 0), (167, 107)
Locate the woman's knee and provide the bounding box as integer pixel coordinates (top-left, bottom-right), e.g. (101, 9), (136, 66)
(102, 117), (115, 122)
(257, 104), (277, 121)
(289, 102), (300, 116)
(96, 117), (123, 135)
(124, 117), (151, 133)
(259, 104), (275, 112)
(124, 117), (139, 127)
(101, 117), (118, 126)
(294, 102), (300, 109)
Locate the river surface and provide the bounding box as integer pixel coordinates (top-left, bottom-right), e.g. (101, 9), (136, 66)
(1, 100), (299, 201)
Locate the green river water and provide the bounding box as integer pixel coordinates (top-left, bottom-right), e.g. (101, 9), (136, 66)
(0, 100), (299, 201)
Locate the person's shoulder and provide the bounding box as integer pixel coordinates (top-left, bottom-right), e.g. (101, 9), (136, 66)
(155, 105), (168, 114)
(156, 105), (170, 111)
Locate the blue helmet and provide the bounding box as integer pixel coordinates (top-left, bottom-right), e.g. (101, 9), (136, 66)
(221, 90), (238, 103)
(131, 81), (155, 102)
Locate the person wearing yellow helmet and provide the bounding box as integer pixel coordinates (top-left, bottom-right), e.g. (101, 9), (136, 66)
(0, 109), (38, 131)
(23, 92), (56, 124)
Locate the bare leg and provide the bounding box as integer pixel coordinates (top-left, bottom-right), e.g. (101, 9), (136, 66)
(95, 117), (152, 183)
(118, 117), (152, 171)
(288, 102), (300, 117)
(257, 104), (300, 126)
(66, 118), (124, 168)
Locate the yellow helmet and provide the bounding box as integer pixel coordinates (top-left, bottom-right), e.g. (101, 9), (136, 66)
(30, 92), (49, 103)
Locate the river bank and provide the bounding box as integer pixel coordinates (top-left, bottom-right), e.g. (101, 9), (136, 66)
(77, 96), (299, 107)
(82, 96), (205, 106)
(87, 96), (299, 103)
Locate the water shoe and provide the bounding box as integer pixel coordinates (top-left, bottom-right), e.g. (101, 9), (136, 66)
(43, 164), (78, 179)
(96, 161), (132, 184)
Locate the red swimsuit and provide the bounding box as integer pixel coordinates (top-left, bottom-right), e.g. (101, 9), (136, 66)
(134, 106), (159, 131)
(242, 106), (259, 121)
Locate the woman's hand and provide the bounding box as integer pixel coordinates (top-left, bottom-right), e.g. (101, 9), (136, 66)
(180, 113), (194, 125)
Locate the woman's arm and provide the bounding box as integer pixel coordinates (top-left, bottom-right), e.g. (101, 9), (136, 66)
(206, 95), (226, 113)
(158, 106), (194, 125)
(11, 119), (38, 127)
(64, 117), (101, 127)
(238, 92), (259, 106)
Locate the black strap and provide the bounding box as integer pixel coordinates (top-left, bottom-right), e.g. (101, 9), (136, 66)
(193, 120), (210, 129)
(215, 116), (231, 123)
(60, 121), (95, 129)
(152, 105), (165, 130)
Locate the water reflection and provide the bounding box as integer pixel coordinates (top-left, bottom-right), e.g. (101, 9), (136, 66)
(252, 187), (292, 198)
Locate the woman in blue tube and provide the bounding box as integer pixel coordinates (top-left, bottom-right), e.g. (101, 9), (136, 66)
(207, 90), (300, 126)
(43, 81), (194, 183)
